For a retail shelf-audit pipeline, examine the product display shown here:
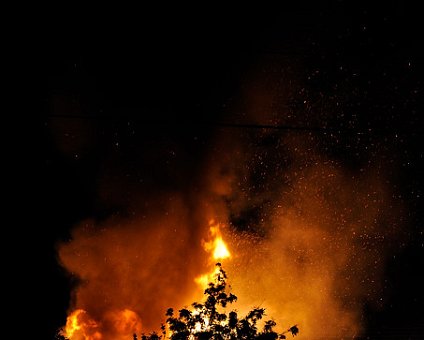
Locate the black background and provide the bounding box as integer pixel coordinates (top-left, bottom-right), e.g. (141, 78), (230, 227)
(21, 2), (423, 338)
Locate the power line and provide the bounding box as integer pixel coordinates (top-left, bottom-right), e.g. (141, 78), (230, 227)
(46, 113), (422, 135)
(46, 114), (339, 133)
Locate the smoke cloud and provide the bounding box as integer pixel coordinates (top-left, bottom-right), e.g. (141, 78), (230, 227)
(57, 59), (404, 339)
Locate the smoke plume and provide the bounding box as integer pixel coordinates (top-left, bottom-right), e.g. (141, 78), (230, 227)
(57, 59), (404, 339)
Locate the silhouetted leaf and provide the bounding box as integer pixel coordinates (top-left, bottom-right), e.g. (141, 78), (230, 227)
(166, 308), (174, 317)
(288, 325), (299, 336)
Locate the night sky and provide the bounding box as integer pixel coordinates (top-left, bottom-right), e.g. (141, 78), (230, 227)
(29, 2), (423, 339)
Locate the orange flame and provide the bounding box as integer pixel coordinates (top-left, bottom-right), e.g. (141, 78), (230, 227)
(195, 221), (231, 289)
(62, 308), (142, 340)
(61, 221), (229, 339)
(62, 309), (102, 340)
(203, 220), (231, 261)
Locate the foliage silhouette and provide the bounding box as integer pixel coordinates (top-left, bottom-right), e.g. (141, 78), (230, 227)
(136, 263), (298, 340)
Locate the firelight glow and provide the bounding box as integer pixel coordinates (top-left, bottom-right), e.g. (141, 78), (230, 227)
(62, 309), (102, 340)
(195, 222), (231, 289)
(62, 221), (231, 340)
(213, 237), (231, 260)
(58, 127), (403, 339)
(205, 222), (231, 261)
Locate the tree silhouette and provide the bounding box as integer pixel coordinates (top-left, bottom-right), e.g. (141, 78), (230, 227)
(138, 263), (298, 340)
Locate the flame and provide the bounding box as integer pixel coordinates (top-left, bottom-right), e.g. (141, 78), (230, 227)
(57, 130), (403, 339)
(195, 221), (231, 289)
(61, 221), (229, 339)
(213, 237), (231, 260)
(203, 221), (231, 261)
(62, 309), (102, 340)
(62, 308), (142, 340)
(55, 58), (408, 339)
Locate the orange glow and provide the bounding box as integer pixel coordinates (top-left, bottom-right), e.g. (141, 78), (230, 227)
(62, 308), (142, 340)
(195, 221), (231, 289)
(194, 265), (223, 289)
(62, 309), (101, 340)
(202, 221), (231, 261)
(194, 273), (210, 288)
(63, 309), (83, 339)
(106, 309), (142, 338)
(213, 237), (230, 260)
(58, 120), (403, 338)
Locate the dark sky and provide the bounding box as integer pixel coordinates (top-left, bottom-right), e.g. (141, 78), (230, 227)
(27, 2), (423, 338)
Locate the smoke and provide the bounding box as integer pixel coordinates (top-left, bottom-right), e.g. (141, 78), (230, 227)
(59, 196), (211, 336)
(57, 59), (404, 339)
(223, 148), (402, 338)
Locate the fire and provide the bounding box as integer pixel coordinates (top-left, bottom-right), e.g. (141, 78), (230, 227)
(63, 309), (83, 339)
(62, 308), (142, 340)
(212, 237), (231, 260)
(57, 148), (403, 339)
(195, 221), (231, 289)
(61, 220), (230, 339)
(62, 309), (101, 340)
(202, 221), (231, 261)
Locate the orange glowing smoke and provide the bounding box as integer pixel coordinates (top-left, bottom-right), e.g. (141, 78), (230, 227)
(58, 160), (403, 339)
(61, 220), (230, 340)
(58, 106), (403, 340)
(55, 55), (407, 339)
